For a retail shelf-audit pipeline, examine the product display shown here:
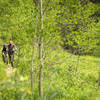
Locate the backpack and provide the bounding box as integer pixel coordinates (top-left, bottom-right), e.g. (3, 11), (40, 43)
(8, 44), (15, 54)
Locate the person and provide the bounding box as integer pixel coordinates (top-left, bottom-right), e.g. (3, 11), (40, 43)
(8, 41), (16, 67)
(2, 43), (8, 64)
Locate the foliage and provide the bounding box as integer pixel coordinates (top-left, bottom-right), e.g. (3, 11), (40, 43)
(58, 0), (98, 54)
(0, 0), (100, 100)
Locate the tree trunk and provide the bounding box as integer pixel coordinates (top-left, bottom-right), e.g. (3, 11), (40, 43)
(31, 41), (35, 96)
(39, 0), (43, 97)
(63, 0), (65, 5)
(39, 37), (43, 97)
(98, 72), (100, 87)
(33, 0), (44, 97)
(11, 33), (13, 40)
(31, 0), (38, 95)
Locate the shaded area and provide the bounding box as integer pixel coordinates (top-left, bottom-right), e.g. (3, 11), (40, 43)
(90, 0), (100, 4)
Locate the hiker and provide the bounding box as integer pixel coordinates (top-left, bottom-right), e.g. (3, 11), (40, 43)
(8, 41), (16, 67)
(2, 43), (8, 64)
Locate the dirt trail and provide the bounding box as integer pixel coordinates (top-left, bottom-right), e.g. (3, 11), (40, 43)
(5, 66), (13, 76)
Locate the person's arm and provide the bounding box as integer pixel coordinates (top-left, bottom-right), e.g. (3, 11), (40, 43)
(13, 44), (17, 51)
(2, 48), (4, 55)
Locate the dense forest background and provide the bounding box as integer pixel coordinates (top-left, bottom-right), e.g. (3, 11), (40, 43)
(0, 0), (100, 100)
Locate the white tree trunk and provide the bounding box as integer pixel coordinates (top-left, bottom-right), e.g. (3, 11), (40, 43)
(39, 0), (43, 97)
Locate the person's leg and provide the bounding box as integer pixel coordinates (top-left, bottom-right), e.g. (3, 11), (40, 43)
(9, 54), (11, 63)
(3, 54), (7, 64)
(6, 59), (8, 64)
(5, 54), (8, 64)
(2, 55), (5, 63)
(11, 54), (14, 67)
